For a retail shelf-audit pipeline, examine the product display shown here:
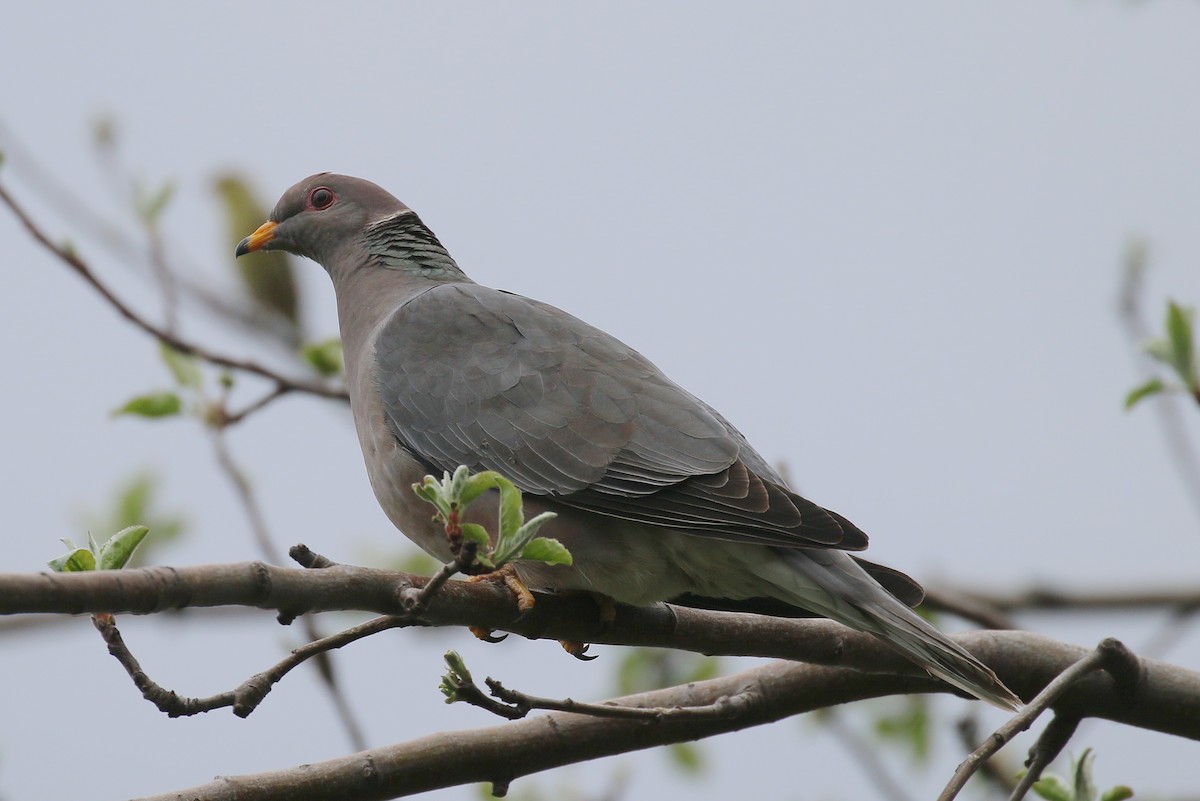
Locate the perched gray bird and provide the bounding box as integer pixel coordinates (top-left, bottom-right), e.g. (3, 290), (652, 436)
(237, 173), (1020, 710)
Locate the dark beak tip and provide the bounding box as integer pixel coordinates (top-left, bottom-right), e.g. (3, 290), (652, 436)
(234, 237), (252, 257)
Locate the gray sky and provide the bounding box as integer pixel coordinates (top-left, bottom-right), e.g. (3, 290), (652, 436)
(3, 3), (1199, 799)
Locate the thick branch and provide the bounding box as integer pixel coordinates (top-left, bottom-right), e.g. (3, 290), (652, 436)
(125, 659), (899, 800)
(122, 643), (1184, 801)
(3, 563), (1200, 742)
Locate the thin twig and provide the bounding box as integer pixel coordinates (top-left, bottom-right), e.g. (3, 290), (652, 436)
(94, 608), (409, 719)
(933, 583), (1200, 614)
(289, 544), (340, 569)
(233, 615), (410, 717)
(955, 715), (1018, 793)
(937, 638), (1139, 801)
(222, 383), (295, 425)
(451, 669), (755, 722)
(0, 181), (346, 401)
(1, 166), (367, 744)
(1008, 714), (1081, 801)
(0, 122), (308, 352)
(398, 542), (479, 617)
(93, 613), (236, 716)
(923, 588), (1017, 630)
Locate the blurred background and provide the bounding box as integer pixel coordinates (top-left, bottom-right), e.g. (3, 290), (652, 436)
(2, 3), (1199, 799)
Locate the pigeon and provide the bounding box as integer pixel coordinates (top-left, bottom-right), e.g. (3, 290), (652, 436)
(237, 173), (1020, 710)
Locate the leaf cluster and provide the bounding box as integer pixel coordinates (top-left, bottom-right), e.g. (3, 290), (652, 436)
(413, 466), (572, 571)
(48, 525), (149, 573)
(1127, 301), (1199, 409)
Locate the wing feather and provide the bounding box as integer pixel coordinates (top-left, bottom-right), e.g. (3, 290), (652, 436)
(376, 283), (866, 549)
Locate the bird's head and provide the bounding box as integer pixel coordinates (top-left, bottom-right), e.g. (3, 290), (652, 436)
(235, 173), (411, 270)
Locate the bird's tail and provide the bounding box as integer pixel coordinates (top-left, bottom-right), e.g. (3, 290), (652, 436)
(771, 550), (1021, 711)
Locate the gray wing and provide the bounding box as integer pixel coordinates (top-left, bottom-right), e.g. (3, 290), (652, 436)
(375, 282), (866, 550)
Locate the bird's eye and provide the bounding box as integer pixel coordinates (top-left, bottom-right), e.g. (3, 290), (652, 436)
(308, 187), (336, 210)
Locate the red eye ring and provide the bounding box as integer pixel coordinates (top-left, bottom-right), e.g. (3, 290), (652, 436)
(308, 187), (336, 210)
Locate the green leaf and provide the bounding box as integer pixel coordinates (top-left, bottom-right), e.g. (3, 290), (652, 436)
(460, 523), (492, 550)
(1124, 377), (1165, 410)
(412, 477), (451, 518)
(1165, 301), (1197, 387)
(520, 536), (572, 566)
(447, 465), (471, 504)
(516, 512), (557, 541)
(439, 650), (473, 703)
(97, 525), (150, 570)
(48, 548), (96, 573)
(113, 392), (182, 419)
(1032, 776), (1072, 801)
(1101, 787), (1134, 801)
(495, 512), (559, 565)
(460, 471), (501, 507)
(1074, 749), (1097, 801)
(300, 338), (344, 377)
(496, 474), (524, 539)
(159, 342), (202, 389)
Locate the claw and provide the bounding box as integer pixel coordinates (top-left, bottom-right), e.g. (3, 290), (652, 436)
(560, 640), (599, 661)
(469, 626), (509, 643)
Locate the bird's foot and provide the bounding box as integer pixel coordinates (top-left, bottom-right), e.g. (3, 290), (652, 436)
(469, 626), (508, 643)
(559, 640), (599, 661)
(466, 564), (537, 614)
(555, 592), (617, 661)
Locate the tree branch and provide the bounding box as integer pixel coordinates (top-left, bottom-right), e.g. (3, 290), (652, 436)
(447, 661), (756, 723)
(1008, 713), (1081, 801)
(930, 583), (1200, 614)
(93, 612), (236, 716)
(232, 615), (411, 718)
(120, 638), (1181, 801)
(122, 658), (904, 801)
(4, 563), (1199, 742)
(937, 638), (1138, 800)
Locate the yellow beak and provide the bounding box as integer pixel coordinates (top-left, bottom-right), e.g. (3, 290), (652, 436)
(235, 221), (278, 256)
